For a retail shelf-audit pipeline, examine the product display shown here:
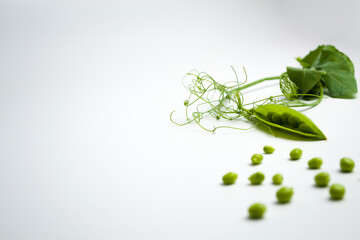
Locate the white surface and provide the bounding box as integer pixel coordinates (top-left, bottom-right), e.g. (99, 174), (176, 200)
(1, 1), (360, 239)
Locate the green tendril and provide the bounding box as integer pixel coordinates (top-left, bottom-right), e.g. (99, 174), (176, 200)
(170, 66), (323, 134)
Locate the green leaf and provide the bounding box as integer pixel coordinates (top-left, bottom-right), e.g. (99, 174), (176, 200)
(297, 45), (355, 74)
(286, 67), (324, 94)
(295, 45), (357, 97)
(316, 50), (357, 97)
(296, 45), (323, 68)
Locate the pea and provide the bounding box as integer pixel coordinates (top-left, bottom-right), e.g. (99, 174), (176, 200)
(314, 172), (330, 187)
(290, 148), (302, 160)
(248, 203), (266, 219)
(272, 173), (283, 185)
(299, 123), (313, 134)
(222, 172), (238, 185)
(281, 112), (291, 125)
(276, 187), (294, 203)
(340, 157), (355, 172)
(267, 111), (275, 121)
(271, 113), (283, 125)
(263, 145), (275, 154)
(288, 115), (300, 128)
(251, 154), (263, 165)
(329, 184), (345, 200)
(249, 172), (265, 185)
(308, 157), (323, 169)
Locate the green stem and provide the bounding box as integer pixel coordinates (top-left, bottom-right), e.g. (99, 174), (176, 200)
(285, 85), (324, 108)
(231, 76), (281, 92)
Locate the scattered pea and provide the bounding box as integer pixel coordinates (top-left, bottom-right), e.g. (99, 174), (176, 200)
(340, 157), (355, 172)
(222, 172), (238, 185)
(314, 172), (330, 187)
(290, 148), (302, 160)
(329, 184), (346, 200)
(308, 157), (323, 169)
(249, 172), (265, 185)
(263, 145), (275, 154)
(248, 203), (266, 219)
(251, 154), (264, 165)
(276, 187), (294, 203)
(272, 174), (284, 185)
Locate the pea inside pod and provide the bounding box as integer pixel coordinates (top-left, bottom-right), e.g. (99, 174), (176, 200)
(252, 104), (326, 140)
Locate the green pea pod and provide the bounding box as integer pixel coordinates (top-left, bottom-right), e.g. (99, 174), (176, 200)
(252, 104), (326, 140)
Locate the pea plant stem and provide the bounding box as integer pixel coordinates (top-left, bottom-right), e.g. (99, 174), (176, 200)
(231, 76), (281, 93)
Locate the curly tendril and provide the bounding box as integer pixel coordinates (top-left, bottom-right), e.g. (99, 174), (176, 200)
(170, 67), (323, 133)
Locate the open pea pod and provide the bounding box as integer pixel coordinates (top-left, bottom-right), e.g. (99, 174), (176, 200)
(252, 104), (327, 140)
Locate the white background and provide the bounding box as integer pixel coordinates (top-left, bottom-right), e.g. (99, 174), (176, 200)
(1, 0), (360, 239)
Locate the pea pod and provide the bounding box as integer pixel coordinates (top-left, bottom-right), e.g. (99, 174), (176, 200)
(252, 104), (326, 140)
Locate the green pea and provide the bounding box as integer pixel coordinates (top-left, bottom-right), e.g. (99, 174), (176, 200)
(272, 173), (283, 185)
(267, 111), (275, 121)
(271, 113), (283, 125)
(248, 203), (266, 219)
(340, 157), (355, 172)
(222, 172), (238, 185)
(290, 148), (302, 160)
(288, 115), (300, 128)
(249, 172), (265, 185)
(329, 184), (345, 200)
(263, 145), (275, 154)
(276, 187), (294, 203)
(308, 157), (323, 169)
(298, 123), (313, 134)
(281, 112), (291, 125)
(314, 172), (330, 187)
(251, 154), (263, 165)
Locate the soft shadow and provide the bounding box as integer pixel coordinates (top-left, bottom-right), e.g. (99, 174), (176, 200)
(245, 216), (265, 221)
(273, 201), (291, 205)
(220, 183), (235, 187)
(249, 163), (261, 167)
(307, 167), (321, 170)
(328, 197), (345, 202)
(312, 184), (328, 189)
(338, 169), (353, 174)
(247, 183), (262, 187)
